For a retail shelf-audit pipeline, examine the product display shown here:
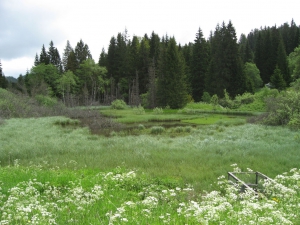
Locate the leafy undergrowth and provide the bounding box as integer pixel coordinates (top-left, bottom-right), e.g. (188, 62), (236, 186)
(0, 164), (300, 224)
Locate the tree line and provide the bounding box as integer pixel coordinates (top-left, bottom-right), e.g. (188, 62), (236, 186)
(4, 19), (300, 108)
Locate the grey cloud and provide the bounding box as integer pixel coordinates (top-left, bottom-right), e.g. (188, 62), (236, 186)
(0, 1), (65, 60)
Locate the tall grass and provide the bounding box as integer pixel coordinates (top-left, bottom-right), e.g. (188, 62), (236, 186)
(1, 117), (299, 192)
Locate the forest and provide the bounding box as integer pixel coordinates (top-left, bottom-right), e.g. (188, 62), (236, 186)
(1, 19), (300, 109)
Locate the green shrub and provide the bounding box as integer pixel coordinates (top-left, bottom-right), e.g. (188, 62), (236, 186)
(153, 107), (164, 114)
(201, 92), (211, 103)
(111, 99), (127, 110)
(35, 95), (57, 107)
(184, 126), (193, 133)
(138, 124), (145, 130)
(210, 94), (219, 110)
(150, 126), (165, 134)
(133, 105), (145, 114)
(288, 115), (300, 130)
(235, 92), (255, 105)
(175, 126), (184, 133)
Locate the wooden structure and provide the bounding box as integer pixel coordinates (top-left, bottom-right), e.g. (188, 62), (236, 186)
(228, 171), (272, 194)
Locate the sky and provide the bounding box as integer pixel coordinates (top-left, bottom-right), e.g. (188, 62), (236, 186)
(1, 0), (299, 78)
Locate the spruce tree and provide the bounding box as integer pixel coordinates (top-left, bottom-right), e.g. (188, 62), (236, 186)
(62, 40), (73, 72)
(157, 37), (188, 108)
(39, 44), (49, 65)
(206, 21), (247, 97)
(47, 41), (62, 71)
(107, 36), (117, 74)
(254, 33), (265, 83)
(191, 27), (210, 101)
(0, 60), (8, 89)
(149, 31), (160, 67)
(270, 66), (286, 90)
(75, 39), (92, 65)
(98, 48), (107, 67)
(66, 50), (77, 73)
(277, 38), (291, 85)
(138, 37), (150, 94)
(34, 53), (40, 66)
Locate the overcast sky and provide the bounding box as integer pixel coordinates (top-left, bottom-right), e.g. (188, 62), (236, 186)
(1, 0), (299, 78)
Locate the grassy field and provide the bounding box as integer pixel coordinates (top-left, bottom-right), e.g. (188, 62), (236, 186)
(1, 102), (300, 224)
(1, 116), (299, 190)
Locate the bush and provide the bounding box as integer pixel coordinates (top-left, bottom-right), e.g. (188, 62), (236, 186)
(201, 92), (211, 103)
(288, 115), (300, 130)
(174, 126), (184, 133)
(111, 99), (127, 110)
(133, 105), (145, 114)
(153, 107), (163, 114)
(35, 95), (57, 107)
(150, 126), (165, 134)
(235, 92), (255, 105)
(138, 124), (145, 130)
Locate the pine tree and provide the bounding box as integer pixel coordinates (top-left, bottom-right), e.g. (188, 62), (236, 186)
(277, 38), (291, 85)
(206, 21), (247, 97)
(157, 37), (188, 108)
(39, 44), (49, 65)
(270, 66), (286, 90)
(107, 36), (117, 78)
(0, 60), (8, 89)
(34, 53), (40, 66)
(288, 19), (299, 54)
(66, 50), (77, 73)
(48, 41), (56, 64)
(255, 32), (265, 83)
(244, 40), (253, 63)
(190, 27), (210, 101)
(138, 37), (150, 94)
(48, 41), (62, 71)
(62, 40), (73, 72)
(149, 31), (160, 67)
(75, 39), (92, 65)
(98, 48), (107, 67)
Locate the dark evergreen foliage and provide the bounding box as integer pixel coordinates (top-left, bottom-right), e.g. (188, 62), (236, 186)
(98, 48), (107, 67)
(157, 37), (188, 108)
(206, 21), (247, 97)
(277, 38), (291, 85)
(39, 45), (49, 65)
(0, 60), (8, 89)
(270, 66), (286, 90)
(62, 40), (73, 72)
(190, 27), (210, 101)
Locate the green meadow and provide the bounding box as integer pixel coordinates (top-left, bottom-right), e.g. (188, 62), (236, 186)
(1, 98), (300, 224)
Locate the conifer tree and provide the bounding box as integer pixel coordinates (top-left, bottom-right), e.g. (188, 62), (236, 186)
(149, 31), (160, 67)
(138, 37), (150, 94)
(270, 66), (286, 90)
(191, 27), (210, 101)
(255, 32), (265, 83)
(98, 48), (107, 67)
(62, 40), (73, 72)
(39, 44), (49, 65)
(34, 53), (40, 66)
(157, 37), (188, 108)
(66, 50), (77, 73)
(244, 40), (254, 63)
(47, 41), (62, 71)
(107, 36), (117, 78)
(0, 60), (8, 89)
(75, 39), (92, 65)
(288, 19), (299, 54)
(277, 38), (291, 85)
(206, 21), (247, 97)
